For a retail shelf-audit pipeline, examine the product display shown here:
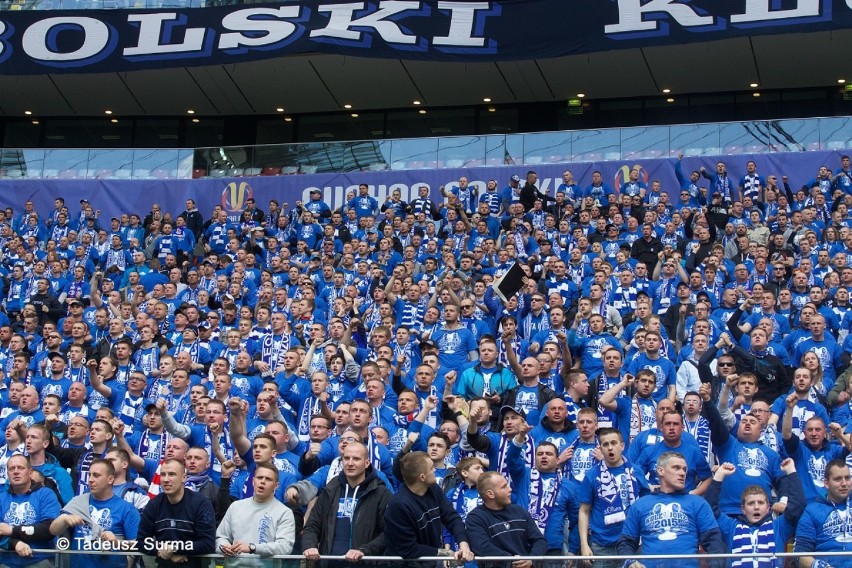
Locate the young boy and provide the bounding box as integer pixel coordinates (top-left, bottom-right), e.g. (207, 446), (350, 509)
(706, 460), (804, 565)
(442, 457), (484, 552)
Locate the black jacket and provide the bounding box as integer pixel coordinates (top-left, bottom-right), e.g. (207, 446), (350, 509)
(630, 236), (664, 273)
(138, 489), (216, 568)
(30, 292), (64, 325)
(301, 466), (392, 555)
(729, 345), (790, 404)
(519, 183), (555, 212)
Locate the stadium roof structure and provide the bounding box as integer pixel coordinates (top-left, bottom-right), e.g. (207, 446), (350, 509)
(0, 0), (850, 117)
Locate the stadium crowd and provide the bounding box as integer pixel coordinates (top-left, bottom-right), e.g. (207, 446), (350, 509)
(2, 153), (852, 568)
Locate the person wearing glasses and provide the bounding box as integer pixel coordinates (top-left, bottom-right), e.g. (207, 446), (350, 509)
(519, 294), (549, 341)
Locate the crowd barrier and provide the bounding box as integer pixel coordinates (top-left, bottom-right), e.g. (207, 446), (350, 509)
(2, 548), (851, 565)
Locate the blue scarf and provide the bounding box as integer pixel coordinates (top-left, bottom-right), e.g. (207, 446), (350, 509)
(186, 473), (210, 493)
(298, 395), (323, 442)
(730, 518), (777, 568)
(528, 468), (561, 533)
(612, 285), (638, 316)
(597, 462), (638, 526)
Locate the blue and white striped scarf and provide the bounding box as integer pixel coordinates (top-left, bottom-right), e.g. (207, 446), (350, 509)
(612, 285), (638, 316)
(730, 518), (777, 568)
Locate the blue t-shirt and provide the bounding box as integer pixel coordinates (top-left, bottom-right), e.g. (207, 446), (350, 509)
(795, 498), (852, 563)
(628, 353), (676, 403)
(634, 440), (711, 492)
(64, 494), (140, 568)
(0, 486), (61, 566)
(621, 492), (719, 566)
(579, 460), (649, 547)
(430, 325), (477, 370)
(714, 435), (784, 515)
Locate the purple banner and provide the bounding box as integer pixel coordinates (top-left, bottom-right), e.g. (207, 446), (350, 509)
(0, 150), (844, 222)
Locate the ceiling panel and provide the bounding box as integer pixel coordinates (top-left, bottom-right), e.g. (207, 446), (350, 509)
(0, 75), (74, 116)
(185, 66), (255, 115)
(0, 30), (845, 118)
(121, 68), (215, 115)
(311, 56), (421, 111)
(402, 60), (514, 106)
(47, 73), (143, 116)
(537, 49), (657, 100)
(752, 30), (852, 89)
(495, 60), (552, 102)
(224, 55), (339, 114)
(643, 38), (759, 96)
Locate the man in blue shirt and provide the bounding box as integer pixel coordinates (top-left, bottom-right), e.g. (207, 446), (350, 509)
(627, 331), (676, 403)
(795, 459), (852, 567)
(428, 303), (478, 371)
(49, 458), (140, 568)
(346, 184), (379, 219)
(617, 451), (724, 567)
(578, 428), (650, 567)
(0, 454), (62, 567)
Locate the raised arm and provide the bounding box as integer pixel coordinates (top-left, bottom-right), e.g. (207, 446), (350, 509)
(227, 398), (252, 457)
(700, 382), (731, 447)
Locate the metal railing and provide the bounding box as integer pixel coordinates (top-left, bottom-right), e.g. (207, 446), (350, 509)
(7, 548), (852, 564)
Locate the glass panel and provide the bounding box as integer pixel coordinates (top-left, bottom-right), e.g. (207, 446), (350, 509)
(176, 150), (194, 178)
(132, 149), (181, 179)
(769, 119), (818, 152)
(22, 149), (46, 179)
(87, 149), (133, 179)
(438, 136), (485, 168)
(42, 149), (90, 179)
(296, 142), (345, 174)
(248, 144), (299, 177)
(504, 134), (525, 166)
(370, 140), (393, 171)
(670, 123), (720, 157)
(483, 135), (510, 167)
(820, 116), (852, 152)
(388, 138), (438, 170)
(720, 120), (767, 155)
(621, 126), (670, 160)
(11, 115), (852, 177)
(522, 131), (571, 165)
(571, 128), (620, 162)
(0, 149), (34, 179)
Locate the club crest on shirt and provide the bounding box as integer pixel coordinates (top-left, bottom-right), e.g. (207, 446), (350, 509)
(645, 502), (689, 540)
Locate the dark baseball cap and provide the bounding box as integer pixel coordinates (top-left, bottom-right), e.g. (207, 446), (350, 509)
(500, 405), (525, 419)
